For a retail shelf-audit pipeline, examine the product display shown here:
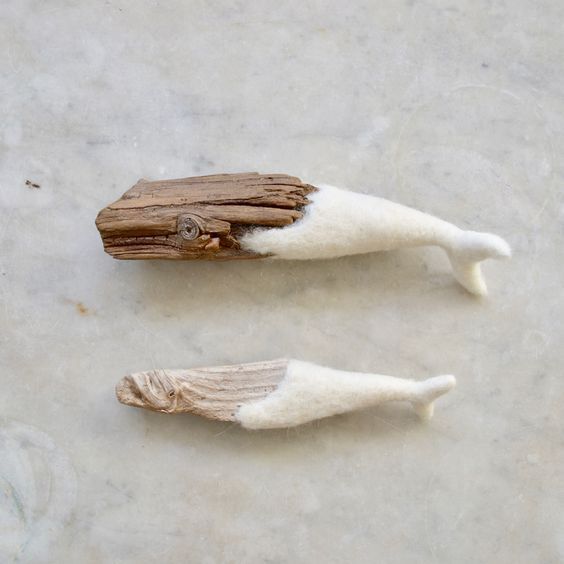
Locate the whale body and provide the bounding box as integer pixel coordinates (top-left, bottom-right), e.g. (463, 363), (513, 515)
(241, 184), (511, 296)
(115, 359), (456, 430)
(236, 360), (456, 429)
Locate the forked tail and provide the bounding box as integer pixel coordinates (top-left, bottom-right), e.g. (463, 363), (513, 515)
(411, 375), (456, 420)
(447, 231), (511, 296)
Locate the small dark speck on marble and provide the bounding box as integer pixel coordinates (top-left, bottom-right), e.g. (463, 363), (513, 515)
(63, 300), (93, 316)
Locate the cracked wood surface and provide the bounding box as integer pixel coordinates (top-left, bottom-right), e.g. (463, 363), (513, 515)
(96, 172), (316, 260)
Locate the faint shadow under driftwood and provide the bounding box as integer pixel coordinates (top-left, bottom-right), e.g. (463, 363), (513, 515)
(122, 247), (473, 318)
(124, 400), (445, 459)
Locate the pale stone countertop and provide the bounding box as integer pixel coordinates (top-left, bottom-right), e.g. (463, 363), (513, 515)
(1, 1), (563, 562)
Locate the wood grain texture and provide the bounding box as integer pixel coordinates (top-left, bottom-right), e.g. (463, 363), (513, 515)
(96, 173), (316, 260)
(115, 359), (289, 421)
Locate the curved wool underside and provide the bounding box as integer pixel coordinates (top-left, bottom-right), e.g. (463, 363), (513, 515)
(241, 184), (511, 296)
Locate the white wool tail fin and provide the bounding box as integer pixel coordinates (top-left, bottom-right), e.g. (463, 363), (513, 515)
(411, 375), (456, 420)
(447, 231), (511, 296)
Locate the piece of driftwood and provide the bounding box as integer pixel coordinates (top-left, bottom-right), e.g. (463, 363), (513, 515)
(95, 173), (315, 260)
(97, 172), (511, 295)
(115, 359), (456, 429)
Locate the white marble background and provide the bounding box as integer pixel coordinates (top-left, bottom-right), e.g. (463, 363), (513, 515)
(1, 1), (563, 562)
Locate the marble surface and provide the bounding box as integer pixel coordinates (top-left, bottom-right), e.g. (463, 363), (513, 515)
(1, 1), (563, 562)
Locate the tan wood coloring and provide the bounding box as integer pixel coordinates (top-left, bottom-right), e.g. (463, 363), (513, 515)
(115, 359), (289, 421)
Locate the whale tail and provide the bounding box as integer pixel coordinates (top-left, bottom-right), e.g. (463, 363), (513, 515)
(411, 375), (456, 420)
(446, 231), (511, 296)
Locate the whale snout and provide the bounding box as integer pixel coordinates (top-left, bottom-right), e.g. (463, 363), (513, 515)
(115, 374), (145, 408)
(115, 370), (178, 413)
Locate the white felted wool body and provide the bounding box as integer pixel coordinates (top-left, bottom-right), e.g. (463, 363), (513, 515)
(236, 360), (456, 429)
(241, 184), (511, 296)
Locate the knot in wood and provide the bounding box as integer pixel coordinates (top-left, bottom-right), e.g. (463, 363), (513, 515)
(177, 214), (202, 240)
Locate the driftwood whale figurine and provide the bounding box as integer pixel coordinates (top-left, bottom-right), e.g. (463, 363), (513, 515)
(96, 172), (511, 295)
(115, 359), (456, 429)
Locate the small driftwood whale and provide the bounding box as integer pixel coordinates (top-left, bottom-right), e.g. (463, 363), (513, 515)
(96, 172), (511, 295)
(115, 359), (456, 429)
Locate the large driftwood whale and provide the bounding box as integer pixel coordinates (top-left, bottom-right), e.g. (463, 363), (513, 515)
(115, 359), (456, 429)
(96, 172), (511, 295)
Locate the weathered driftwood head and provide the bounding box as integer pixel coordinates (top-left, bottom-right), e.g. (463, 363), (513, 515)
(116, 370), (181, 413)
(116, 360), (288, 421)
(95, 172), (315, 260)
